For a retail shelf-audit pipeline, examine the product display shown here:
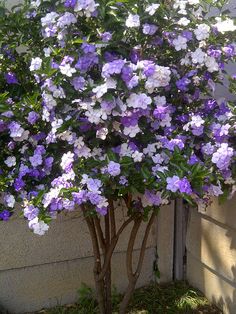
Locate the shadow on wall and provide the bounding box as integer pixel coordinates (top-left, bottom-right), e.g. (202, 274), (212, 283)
(186, 199), (236, 314)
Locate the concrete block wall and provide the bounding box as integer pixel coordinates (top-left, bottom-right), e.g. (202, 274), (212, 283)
(0, 203), (175, 313)
(186, 197), (236, 314)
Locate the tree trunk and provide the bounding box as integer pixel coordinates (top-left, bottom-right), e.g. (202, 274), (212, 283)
(104, 212), (112, 314)
(83, 201), (157, 314)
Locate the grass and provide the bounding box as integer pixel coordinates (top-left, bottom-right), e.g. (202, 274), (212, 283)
(36, 281), (222, 314)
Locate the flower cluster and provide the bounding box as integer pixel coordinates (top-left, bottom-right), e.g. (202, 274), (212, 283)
(0, 0), (235, 234)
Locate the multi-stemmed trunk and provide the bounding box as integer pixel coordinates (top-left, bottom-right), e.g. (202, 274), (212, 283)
(83, 198), (157, 314)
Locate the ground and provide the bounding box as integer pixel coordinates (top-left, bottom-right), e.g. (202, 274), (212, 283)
(36, 281), (222, 314)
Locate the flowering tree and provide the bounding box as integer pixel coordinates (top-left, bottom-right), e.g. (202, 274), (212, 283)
(0, 0), (236, 313)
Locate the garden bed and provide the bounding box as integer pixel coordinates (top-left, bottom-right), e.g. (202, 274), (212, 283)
(36, 281), (221, 314)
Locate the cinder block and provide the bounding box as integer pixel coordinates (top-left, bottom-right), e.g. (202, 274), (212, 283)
(187, 253), (236, 314)
(0, 248), (155, 314)
(0, 204), (157, 271)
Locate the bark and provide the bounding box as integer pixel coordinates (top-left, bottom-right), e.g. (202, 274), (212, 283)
(104, 211), (112, 314)
(119, 212), (156, 314)
(83, 212), (105, 314)
(83, 202), (157, 314)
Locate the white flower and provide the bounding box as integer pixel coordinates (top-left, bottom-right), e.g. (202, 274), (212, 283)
(208, 184), (223, 197)
(43, 93), (57, 109)
(181, 55), (191, 66)
(143, 144), (157, 156)
(145, 4), (160, 16)
(13, 130), (29, 142)
(191, 115), (205, 127)
(96, 128), (108, 140)
(145, 65), (171, 93)
(4, 156), (16, 167)
(30, 57), (42, 71)
(60, 151), (74, 170)
(173, 36), (187, 51)
(214, 18), (236, 34)
(85, 108), (102, 124)
(188, 0), (199, 4)
(29, 217), (49, 236)
(125, 14), (140, 28)
(154, 96), (166, 106)
(178, 17), (190, 26)
(160, 113), (172, 127)
(43, 47), (52, 57)
(194, 24), (210, 41)
(59, 64), (76, 77)
(191, 48), (206, 64)
(205, 56), (219, 73)
(132, 151), (143, 162)
(4, 194), (15, 208)
(126, 93), (152, 109)
(31, 0), (41, 8)
(57, 12), (77, 28)
(41, 12), (59, 27)
(123, 125), (141, 138)
(74, 0), (98, 17)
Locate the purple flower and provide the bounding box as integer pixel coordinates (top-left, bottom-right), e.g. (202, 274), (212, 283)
(81, 43), (96, 54)
(63, 199), (75, 211)
(130, 49), (141, 63)
(166, 176), (180, 193)
(176, 77), (191, 91)
(28, 111), (39, 124)
(144, 190), (161, 206)
(72, 191), (88, 205)
(24, 205), (39, 220)
(102, 59), (125, 78)
(153, 106), (168, 119)
(100, 32), (112, 42)
(143, 24), (158, 35)
(107, 161), (121, 176)
(64, 0), (77, 8)
(188, 154), (199, 165)
(96, 206), (107, 216)
(29, 154), (43, 167)
(14, 178), (25, 191)
(182, 31), (193, 41)
(119, 176), (128, 185)
(5, 72), (18, 84)
(75, 53), (98, 73)
(87, 192), (102, 205)
(71, 76), (86, 90)
(212, 143), (234, 170)
(178, 178), (192, 194)
(0, 210), (11, 221)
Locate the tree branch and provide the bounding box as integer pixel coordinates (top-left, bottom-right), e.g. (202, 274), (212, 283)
(109, 199), (116, 239)
(134, 212), (156, 279)
(94, 216), (106, 254)
(126, 217), (142, 282)
(97, 214), (137, 281)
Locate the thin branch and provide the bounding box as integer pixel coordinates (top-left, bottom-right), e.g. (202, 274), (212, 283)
(109, 199), (116, 239)
(94, 216), (106, 254)
(97, 214), (137, 281)
(134, 212), (156, 278)
(119, 212), (157, 314)
(126, 217), (142, 282)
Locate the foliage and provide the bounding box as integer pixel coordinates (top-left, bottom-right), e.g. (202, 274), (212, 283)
(0, 0), (235, 312)
(0, 0), (235, 228)
(36, 281), (221, 314)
